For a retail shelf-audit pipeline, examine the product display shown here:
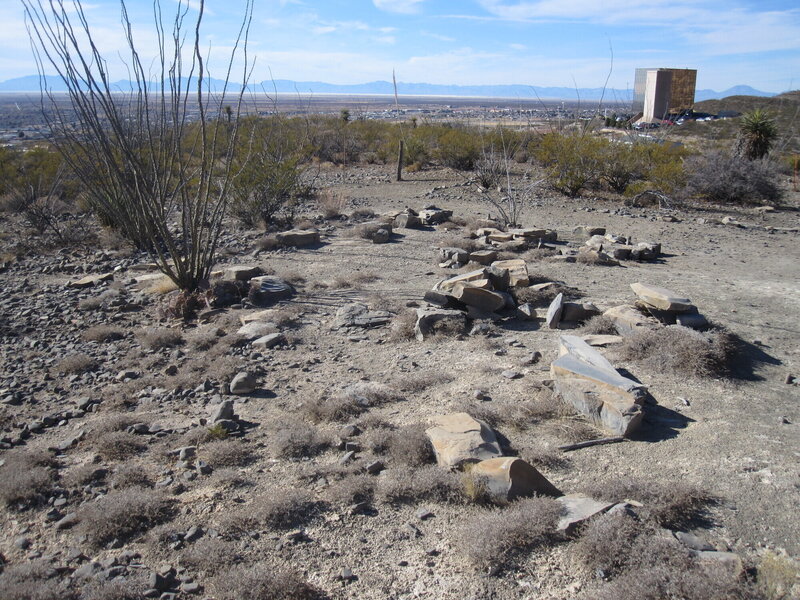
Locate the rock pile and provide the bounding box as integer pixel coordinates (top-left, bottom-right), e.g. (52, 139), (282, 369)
(392, 206), (453, 229)
(603, 282), (708, 336)
(584, 233), (662, 261)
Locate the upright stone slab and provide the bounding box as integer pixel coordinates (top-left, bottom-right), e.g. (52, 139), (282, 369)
(490, 258), (530, 287)
(546, 293), (565, 329)
(551, 335), (647, 436)
(630, 283), (693, 312)
(425, 413), (502, 469)
(469, 457), (562, 503)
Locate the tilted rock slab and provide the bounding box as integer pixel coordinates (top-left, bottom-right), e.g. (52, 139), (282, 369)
(468, 457), (562, 503)
(425, 412), (502, 469)
(451, 282), (506, 313)
(555, 493), (615, 536)
(603, 304), (659, 337)
(551, 335), (647, 436)
(630, 282), (694, 312)
(436, 269), (489, 293)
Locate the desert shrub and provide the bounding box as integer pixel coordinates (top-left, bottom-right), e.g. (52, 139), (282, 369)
(617, 325), (737, 378)
(579, 478), (715, 529)
(304, 382), (401, 422)
(511, 282), (581, 306)
(82, 325), (125, 343)
(544, 417), (600, 444)
(111, 463), (153, 489)
(210, 563), (325, 600)
(475, 152), (504, 189)
(82, 576), (148, 600)
(389, 309), (417, 341)
(456, 496), (563, 571)
(256, 234), (280, 251)
(682, 152), (781, 205)
(91, 413), (139, 435)
(269, 419), (329, 458)
(187, 328), (222, 351)
(0, 450), (58, 508)
(222, 490), (316, 533)
(76, 486), (175, 547)
(57, 352), (98, 374)
(377, 465), (464, 505)
(137, 327), (184, 350)
(599, 141), (645, 193)
(536, 132), (605, 197)
(439, 234), (482, 253)
(325, 473), (376, 506)
(203, 439), (255, 467)
(403, 134), (430, 168)
(65, 463), (107, 488)
(95, 431), (146, 461)
(470, 394), (568, 432)
(209, 468), (254, 490)
(350, 221), (389, 242)
(0, 560), (76, 600)
(350, 207), (376, 220)
(393, 370), (453, 393)
(386, 425), (435, 466)
(179, 538), (243, 576)
(580, 315), (618, 335)
(437, 128), (480, 170)
(522, 247), (557, 261)
(318, 189), (347, 219)
(758, 550), (800, 600)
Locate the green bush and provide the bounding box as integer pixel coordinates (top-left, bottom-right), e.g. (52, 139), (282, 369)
(536, 131), (605, 197)
(437, 127), (480, 170)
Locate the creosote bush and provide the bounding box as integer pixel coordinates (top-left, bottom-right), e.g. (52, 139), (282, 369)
(617, 325), (737, 378)
(456, 497), (563, 571)
(203, 439), (255, 467)
(268, 419), (329, 458)
(377, 465), (464, 505)
(95, 431), (146, 461)
(76, 486), (175, 548)
(221, 490), (316, 533)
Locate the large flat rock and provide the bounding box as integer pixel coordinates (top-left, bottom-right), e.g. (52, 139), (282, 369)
(603, 304), (659, 337)
(436, 269), (489, 293)
(425, 413), (502, 469)
(490, 258), (530, 287)
(451, 282), (505, 312)
(630, 282), (694, 312)
(556, 494), (615, 536)
(551, 336), (647, 436)
(469, 457), (561, 502)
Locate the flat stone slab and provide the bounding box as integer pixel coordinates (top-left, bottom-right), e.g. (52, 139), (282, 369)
(240, 310), (278, 326)
(236, 321), (278, 340)
(491, 258), (530, 287)
(437, 269), (488, 292)
(603, 305), (659, 337)
(223, 265), (262, 281)
(582, 334), (624, 347)
(469, 250), (497, 265)
(275, 229), (320, 247)
(333, 303), (392, 329)
(252, 332), (285, 348)
(557, 335), (616, 371)
(248, 276), (294, 306)
(546, 293), (565, 329)
(425, 413), (502, 469)
(556, 494), (615, 536)
(451, 283), (505, 312)
(562, 302), (601, 323)
(469, 457), (561, 503)
(67, 273), (113, 288)
(630, 282), (693, 312)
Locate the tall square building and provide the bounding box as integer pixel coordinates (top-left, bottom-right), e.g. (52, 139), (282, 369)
(632, 68), (697, 122)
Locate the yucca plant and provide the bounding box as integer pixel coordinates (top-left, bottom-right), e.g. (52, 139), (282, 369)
(736, 108), (778, 160)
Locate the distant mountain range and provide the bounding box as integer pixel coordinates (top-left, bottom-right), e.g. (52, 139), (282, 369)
(0, 75), (777, 103)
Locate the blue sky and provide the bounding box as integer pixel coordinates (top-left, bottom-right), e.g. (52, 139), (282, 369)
(2, 0), (798, 92)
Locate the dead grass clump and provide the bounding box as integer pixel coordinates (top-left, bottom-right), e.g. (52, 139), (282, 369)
(209, 468), (254, 490)
(210, 563), (325, 600)
(580, 478), (715, 530)
(145, 276), (179, 295)
(179, 538), (243, 576)
(393, 370), (454, 393)
(389, 309), (418, 341)
(277, 269), (306, 286)
(580, 315), (618, 335)
(256, 234), (280, 251)
(203, 439), (255, 467)
(303, 395), (365, 423)
(82, 325), (125, 343)
(617, 325), (737, 378)
(543, 417), (601, 445)
(511, 282), (581, 306)
(111, 463), (153, 489)
(222, 490), (316, 533)
(318, 189), (348, 219)
(350, 207), (376, 220)
(378, 465), (464, 505)
(522, 247), (557, 261)
(386, 425), (435, 467)
(456, 497), (563, 571)
(268, 420), (329, 458)
(439, 234), (481, 253)
(470, 394), (568, 431)
(0, 560), (75, 600)
(95, 431), (147, 461)
(0, 450), (57, 508)
(77, 486), (175, 548)
(91, 413), (139, 435)
(57, 352), (98, 374)
(82, 577), (147, 600)
(325, 473), (376, 506)
(188, 329), (222, 352)
(351, 270), (381, 285)
(137, 327), (184, 350)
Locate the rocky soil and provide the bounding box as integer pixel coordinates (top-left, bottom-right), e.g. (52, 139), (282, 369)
(0, 164), (798, 599)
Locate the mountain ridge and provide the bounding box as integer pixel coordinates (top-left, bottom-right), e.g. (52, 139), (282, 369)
(0, 75), (777, 103)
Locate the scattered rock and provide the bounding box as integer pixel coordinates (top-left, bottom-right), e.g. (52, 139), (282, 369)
(229, 372), (257, 395)
(222, 265), (262, 281)
(333, 303), (392, 329)
(468, 457), (562, 503)
(555, 494), (615, 536)
(630, 282), (694, 312)
(275, 229), (320, 247)
(425, 412), (502, 469)
(248, 276), (294, 307)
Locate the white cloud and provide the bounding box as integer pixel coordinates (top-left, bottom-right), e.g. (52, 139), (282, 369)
(373, 0), (427, 15)
(509, 43), (526, 50)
